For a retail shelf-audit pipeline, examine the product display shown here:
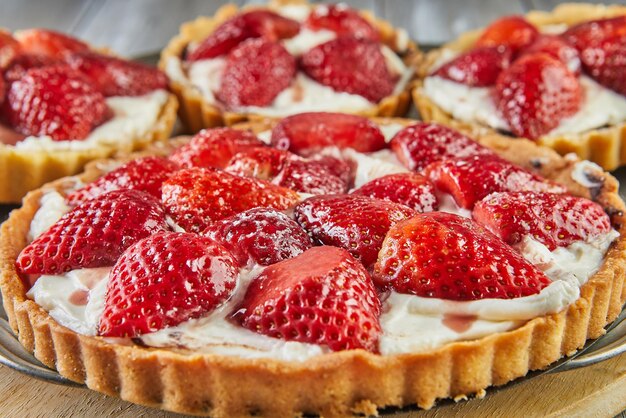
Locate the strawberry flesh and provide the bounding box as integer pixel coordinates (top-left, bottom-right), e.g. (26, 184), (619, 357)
(225, 147), (290, 180)
(352, 173), (439, 213)
(15, 29), (89, 58)
(273, 158), (348, 195)
(475, 16), (539, 53)
(433, 46), (512, 87)
(305, 4), (379, 41)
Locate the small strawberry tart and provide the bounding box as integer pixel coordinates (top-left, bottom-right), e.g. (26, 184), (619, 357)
(159, 1), (419, 132)
(0, 113), (625, 416)
(0, 29), (178, 203)
(414, 3), (626, 170)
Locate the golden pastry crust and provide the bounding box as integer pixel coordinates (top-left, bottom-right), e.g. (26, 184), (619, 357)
(159, 0), (421, 133)
(1, 119), (625, 417)
(412, 3), (626, 171)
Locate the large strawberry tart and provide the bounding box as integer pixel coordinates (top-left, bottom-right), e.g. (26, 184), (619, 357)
(0, 29), (178, 203)
(0, 112), (624, 416)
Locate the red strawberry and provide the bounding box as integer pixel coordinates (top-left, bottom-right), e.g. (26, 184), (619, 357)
(203, 208), (312, 267)
(66, 157), (179, 206)
(373, 212), (551, 300)
(170, 128), (264, 169)
(305, 4), (379, 42)
(473, 191), (612, 251)
(390, 122), (494, 171)
(433, 46), (512, 87)
(162, 168), (299, 233)
(0, 123), (25, 145)
(309, 154), (354, 187)
(271, 112), (385, 156)
(233, 246), (381, 352)
(352, 173), (439, 213)
(519, 35), (581, 75)
(300, 37), (397, 102)
(0, 30), (22, 68)
(4, 66), (108, 140)
(99, 232), (238, 337)
(14, 29), (89, 57)
(273, 158), (347, 195)
(294, 195), (416, 269)
(65, 51), (168, 97)
(562, 16), (626, 50)
(577, 35), (626, 96)
(495, 53), (582, 139)
(475, 16), (539, 52)
(16, 190), (169, 276)
(225, 147), (290, 180)
(3, 53), (61, 83)
(424, 154), (566, 209)
(218, 38), (296, 107)
(0, 76), (4, 107)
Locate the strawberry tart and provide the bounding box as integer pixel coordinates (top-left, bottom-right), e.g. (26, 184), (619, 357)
(414, 3), (626, 170)
(0, 29), (178, 203)
(0, 113), (625, 417)
(159, 1), (419, 132)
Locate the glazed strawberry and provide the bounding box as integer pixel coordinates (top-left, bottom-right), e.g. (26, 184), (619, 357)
(225, 147), (290, 180)
(424, 155), (566, 209)
(562, 16), (626, 50)
(162, 168), (299, 233)
(309, 154), (354, 187)
(373, 212), (551, 300)
(473, 191), (612, 251)
(433, 46), (512, 87)
(495, 53), (582, 139)
(300, 37), (397, 102)
(16, 190), (169, 276)
(3, 53), (60, 83)
(218, 38), (296, 107)
(271, 112), (385, 156)
(234, 246), (382, 352)
(204, 208), (312, 267)
(577, 35), (626, 96)
(4, 66), (108, 140)
(352, 173), (438, 213)
(273, 159), (347, 195)
(170, 128), (264, 169)
(0, 30), (22, 68)
(305, 4), (379, 42)
(294, 195), (416, 269)
(390, 122), (494, 171)
(66, 157), (180, 205)
(14, 29), (89, 57)
(475, 16), (539, 52)
(65, 51), (168, 97)
(99, 232), (238, 337)
(519, 35), (581, 75)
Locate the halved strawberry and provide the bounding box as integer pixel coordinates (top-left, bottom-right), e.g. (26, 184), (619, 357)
(66, 157), (179, 206)
(271, 112), (385, 156)
(389, 122), (494, 171)
(519, 35), (581, 75)
(233, 246), (381, 352)
(495, 53), (582, 139)
(304, 4), (379, 42)
(309, 154), (354, 187)
(224, 147), (290, 180)
(99, 232), (238, 337)
(433, 46), (512, 87)
(373, 212), (551, 300)
(16, 190), (169, 276)
(4, 66), (108, 140)
(300, 37), (397, 103)
(475, 16), (539, 52)
(3, 53), (60, 83)
(203, 207), (312, 267)
(424, 154), (566, 209)
(352, 173), (438, 213)
(577, 35), (626, 96)
(294, 195), (416, 269)
(0, 30), (22, 68)
(14, 29), (89, 57)
(218, 38), (296, 108)
(65, 51), (168, 97)
(162, 168), (299, 233)
(273, 158), (347, 195)
(170, 128), (264, 169)
(562, 16), (626, 50)
(473, 191), (612, 251)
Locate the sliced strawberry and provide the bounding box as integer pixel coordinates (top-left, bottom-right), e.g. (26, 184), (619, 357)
(273, 158), (347, 195)
(562, 16), (626, 50)
(186, 19), (253, 62)
(218, 38), (296, 107)
(519, 35), (581, 75)
(0, 30), (22, 68)
(4, 66), (108, 140)
(66, 157), (179, 206)
(473, 191), (612, 251)
(65, 51), (168, 97)
(233, 246), (381, 352)
(14, 29), (89, 58)
(203, 207), (312, 267)
(577, 35), (626, 96)
(16, 190), (168, 276)
(309, 154), (354, 187)
(271, 112), (385, 156)
(0, 123), (25, 145)
(162, 167), (299, 233)
(424, 154), (566, 210)
(373, 212), (551, 299)
(495, 53), (582, 139)
(294, 195), (416, 269)
(305, 4), (379, 41)
(170, 128), (264, 169)
(224, 147), (290, 180)
(3, 53), (61, 83)
(475, 16), (539, 52)
(390, 122), (494, 171)
(300, 37), (397, 102)
(99, 232), (237, 337)
(352, 173), (438, 213)
(433, 46), (512, 87)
